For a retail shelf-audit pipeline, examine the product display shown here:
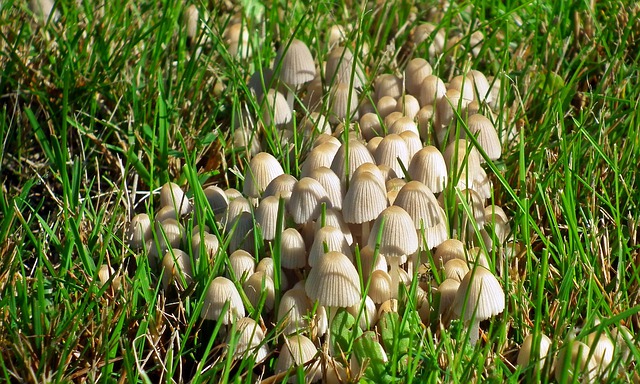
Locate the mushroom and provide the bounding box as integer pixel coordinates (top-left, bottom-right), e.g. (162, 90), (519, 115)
(160, 182), (191, 216)
(243, 152), (285, 199)
(308, 226), (352, 268)
(342, 166), (388, 242)
(280, 228), (307, 269)
(201, 276), (245, 325)
(127, 213), (152, 250)
(274, 38), (316, 108)
(408, 145), (448, 193)
(255, 196), (281, 241)
(227, 250), (256, 283)
(553, 339), (597, 383)
(161, 249), (193, 290)
(287, 177), (332, 224)
(517, 333), (552, 371)
(309, 167), (343, 210)
(226, 317), (269, 363)
(275, 334), (321, 383)
(374, 134), (410, 177)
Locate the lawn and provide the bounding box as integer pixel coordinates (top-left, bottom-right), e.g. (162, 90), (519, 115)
(0, 0), (638, 382)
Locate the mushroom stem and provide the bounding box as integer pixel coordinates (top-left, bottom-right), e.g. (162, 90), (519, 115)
(326, 306), (336, 356)
(468, 319), (480, 346)
(361, 221), (370, 245)
(389, 258), (400, 299)
(286, 89), (295, 111)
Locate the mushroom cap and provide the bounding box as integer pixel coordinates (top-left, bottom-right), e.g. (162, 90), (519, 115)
(434, 239), (466, 268)
(405, 58), (433, 96)
(374, 73), (403, 101)
(359, 244), (388, 281)
(228, 249), (256, 283)
(301, 141), (340, 178)
(368, 270), (393, 304)
(261, 89), (292, 127)
(161, 248), (194, 290)
(517, 333), (552, 369)
(160, 182), (191, 216)
(274, 38), (316, 87)
(243, 152), (286, 198)
(449, 75), (475, 102)
(263, 173), (298, 202)
(278, 288), (313, 335)
(305, 251), (361, 308)
(367, 206), (419, 259)
(388, 116), (420, 136)
(418, 75), (447, 107)
(393, 181), (448, 249)
(452, 266), (505, 322)
(243, 271), (275, 312)
(466, 113), (502, 161)
(437, 278), (461, 316)
(329, 83), (359, 124)
(255, 196), (281, 241)
(374, 134), (410, 177)
(314, 207), (354, 245)
(554, 339), (597, 383)
(203, 185), (229, 216)
(308, 226), (352, 268)
(408, 145), (448, 193)
(309, 167), (343, 210)
(330, 139), (375, 184)
(467, 70), (492, 103)
(280, 228), (307, 269)
(325, 46), (365, 88)
(359, 112), (383, 141)
(224, 22), (251, 59)
(394, 94), (421, 120)
(342, 169), (388, 224)
(443, 258), (470, 282)
(287, 177), (332, 224)
(202, 276), (245, 323)
(127, 213), (152, 250)
(275, 334), (321, 382)
(227, 317), (269, 362)
(192, 232), (220, 263)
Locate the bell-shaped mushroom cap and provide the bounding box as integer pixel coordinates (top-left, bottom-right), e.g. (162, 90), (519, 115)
(308, 226), (352, 267)
(377, 96), (398, 119)
(160, 182), (191, 216)
(255, 196), (280, 241)
(517, 333), (552, 369)
(263, 173), (298, 203)
(183, 5), (200, 41)
(466, 114), (502, 161)
(226, 211), (255, 253)
(154, 219), (185, 254)
(328, 83), (359, 124)
(405, 58), (433, 96)
(280, 228), (307, 269)
(374, 134), (410, 177)
(443, 258), (470, 282)
(368, 270), (393, 304)
(261, 89), (292, 127)
(367, 206), (419, 259)
(315, 207), (354, 245)
(162, 251), (191, 289)
(342, 170), (388, 224)
(347, 295), (378, 330)
(228, 249), (256, 283)
(309, 167), (343, 210)
(201, 276), (245, 324)
(330, 139), (375, 184)
(408, 146), (448, 193)
(274, 38), (316, 88)
(399, 130), (422, 160)
(256, 257), (289, 290)
(416, 105), (434, 140)
(394, 94), (421, 120)
(325, 46), (365, 88)
(435, 89), (470, 143)
(419, 75), (447, 107)
(227, 317), (269, 362)
(393, 181), (448, 249)
(300, 141), (340, 178)
(203, 185), (229, 216)
(586, 331), (615, 367)
(275, 334), (321, 382)
(411, 23), (446, 57)
(358, 244), (388, 282)
(224, 22), (251, 59)
(389, 116), (419, 136)
(303, 74), (324, 111)
(449, 75), (475, 102)
(437, 278), (460, 316)
(127, 213), (152, 250)
(443, 139), (483, 191)
(278, 288), (313, 335)
(306, 251), (361, 308)
(434, 239), (466, 268)
(484, 205), (511, 244)
(359, 112), (383, 141)
(243, 152), (285, 198)
(232, 125), (262, 156)
(287, 177), (332, 224)
(374, 73), (403, 101)
(243, 271), (275, 312)
(554, 339), (597, 383)
(453, 266), (505, 322)
(467, 70), (492, 103)
(192, 232), (220, 263)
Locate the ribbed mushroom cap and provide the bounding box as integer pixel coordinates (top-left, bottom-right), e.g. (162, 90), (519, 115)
(467, 70), (492, 103)
(255, 196), (280, 241)
(221, 196), (251, 229)
(306, 251), (361, 308)
(263, 173), (298, 203)
(416, 105), (434, 140)
(227, 317), (269, 362)
(329, 83), (359, 124)
(303, 74), (324, 111)
(278, 288), (312, 335)
(366, 136), (383, 157)
(301, 112), (331, 140)
(586, 331), (615, 367)
(224, 22), (251, 59)
(280, 228), (307, 269)
(203, 185), (229, 216)
(227, 211), (255, 253)
(374, 74), (403, 101)
(443, 139), (484, 191)
(395, 94), (421, 120)
(183, 5), (199, 41)
(453, 266), (505, 322)
(399, 130), (422, 161)
(449, 75), (475, 102)
(228, 250), (256, 283)
(315, 207), (353, 245)
(327, 24), (346, 49)
(309, 167), (343, 210)
(256, 257), (288, 289)
(437, 278), (461, 316)
(308, 226), (352, 268)
(330, 139), (376, 184)
(232, 126), (262, 156)
(202, 276), (245, 324)
(484, 205), (511, 244)
(419, 75), (447, 107)
(243, 152), (285, 198)
(393, 181), (448, 249)
(154, 205), (178, 223)
(274, 38), (316, 87)
(367, 206), (419, 259)
(434, 239), (466, 268)
(384, 111), (404, 130)
(359, 112), (383, 141)
(517, 333), (552, 369)
(389, 116), (420, 136)
(160, 182), (191, 216)
(451, 188), (486, 244)
(368, 270), (393, 304)
(192, 232), (220, 263)
(411, 23), (445, 57)
(243, 271), (275, 312)
(287, 177), (332, 224)
(127, 213), (152, 250)
(162, 249), (193, 290)
(554, 339), (597, 383)
(347, 295), (378, 330)
(261, 89), (292, 127)
(359, 244), (388, 281)
(275, 334), (321, 382)
(408, 145), (448, 193)
(374, 134), (410, 176)
(300, 142), (340, 178)
(435, 89), (470, 143)
(325, 46), (365, 88)
(466, 114), (502, 161)
(405, 58), (433, 96)
(154, 219), (184, 253)
(376, 95), (398, 119)
(443, 258), (470, 282)
(343, 170), (388, 224)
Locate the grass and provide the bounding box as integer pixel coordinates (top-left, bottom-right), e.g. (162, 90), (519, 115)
(1, 0), (639, 382)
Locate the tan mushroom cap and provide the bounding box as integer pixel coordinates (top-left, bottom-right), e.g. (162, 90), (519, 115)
(367, 206), (419, 259)
(437, 278), (461, 316)
(517, 333), (552, 370)
(127, 213), (152, 250)
(308, 226), (352, 268)
(224, 22), (251, 59)
(261, 89), (292, 127)
(411, 23), (445, 57)
(359, 244), (388, 281)
(204, 185), (229, 216)
(374, 73), (403, 101)
(160, 182), (191, 216)
(325, 46), (365, 88)
(329, 83), (359, 124)
(278, 288), (313, 335)
(161, 249), (193, 290)
(243, 152), (285, 198)
(309, 167), (343, 210)
(449, 75), (475, 102)
(377, 95), (398, 118)
(443, 258), (470, 282)
(243, 271), (275, 312)
(330, 139), (376, 184)
(306, 251), (362, 308)
(315, 207), (354, 245)
(280, 228), (307, 269)
(342, 169), (388, 224)
(201, 276), (245, 324)
(274, 38), (316, 87)
(275, 334), (321, 383)
(393, 181), (448, 249)
(359, 112), (384, 141)
(553, 339), (597, 383)
(263, 173), (298, 202)
(394, 94), (421, 120)
(374, 133), (410, 177)
(227, 317), (269, 362)
(434, 239), (466, 268)
(418, 75), (447, 107)
(453, 266), (505, 322)
(255, 196), (280, 241)
(405, 58), (433, 96)
(192, 232), (220, 264)
(368, 270), (393, 304)
(466, 114), (502, 161)
(467, 70), (492, 103)
(228, 249), (256, 283)
(408, 145), (448, 193)
(287, 177), (332, 224)
(301, 142), (340, 178)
